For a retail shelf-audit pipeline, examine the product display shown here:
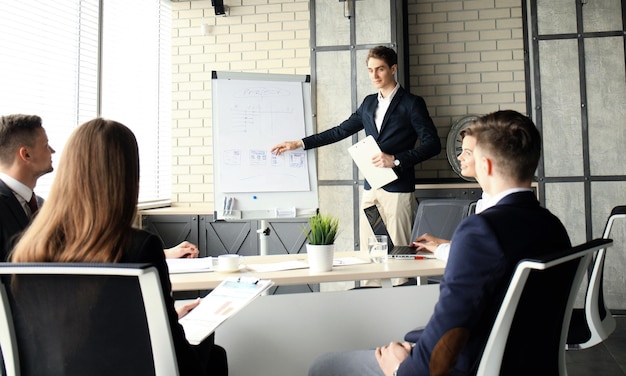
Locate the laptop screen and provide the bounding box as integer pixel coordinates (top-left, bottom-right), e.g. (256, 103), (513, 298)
(363, 205), (395, 249)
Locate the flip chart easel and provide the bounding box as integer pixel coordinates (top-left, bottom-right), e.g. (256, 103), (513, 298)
(212, 71), (319, 253)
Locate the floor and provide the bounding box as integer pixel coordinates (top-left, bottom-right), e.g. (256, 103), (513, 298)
(566, 315), (626, 375)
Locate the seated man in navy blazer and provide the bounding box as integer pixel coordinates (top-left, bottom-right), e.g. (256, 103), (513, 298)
(308, 110), (572, 376)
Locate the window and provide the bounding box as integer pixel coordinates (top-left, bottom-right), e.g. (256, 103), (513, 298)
(0, 0), (171, 204)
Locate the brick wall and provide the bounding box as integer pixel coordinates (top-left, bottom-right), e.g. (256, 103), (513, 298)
(406, 0), (526, 178)
(171, 0), (310, 207)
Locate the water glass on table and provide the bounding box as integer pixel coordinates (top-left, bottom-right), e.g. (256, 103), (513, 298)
(368, 235), (388, 263)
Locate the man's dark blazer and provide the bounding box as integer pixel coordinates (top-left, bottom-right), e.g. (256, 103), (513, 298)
(0, 179), (40, 261)
(400, 191), (572, 375)
(302, 86), (440, 192)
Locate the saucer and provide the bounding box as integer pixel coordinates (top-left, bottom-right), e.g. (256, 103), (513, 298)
(216, 265), (245, 273)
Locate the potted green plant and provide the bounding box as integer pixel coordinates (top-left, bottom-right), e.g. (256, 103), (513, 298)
(303, 213), (339, 272)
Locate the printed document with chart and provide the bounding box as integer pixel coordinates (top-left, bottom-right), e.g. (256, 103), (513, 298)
(179, 276), (274, 345)
(347, 135), (398, 189)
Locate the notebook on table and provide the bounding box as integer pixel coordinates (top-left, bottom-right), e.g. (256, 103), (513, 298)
(363, 205), (435, 259)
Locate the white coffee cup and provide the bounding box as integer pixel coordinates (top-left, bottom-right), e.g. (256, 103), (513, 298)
(217, 254), (241, 272)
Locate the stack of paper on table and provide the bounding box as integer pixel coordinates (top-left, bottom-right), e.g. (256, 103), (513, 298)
(246, 260), (309, 273)
(179, 276), (274, 345)
(166, 257), (214, 273)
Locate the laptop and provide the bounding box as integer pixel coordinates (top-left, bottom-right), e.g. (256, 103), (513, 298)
(363, 205), (435, 259)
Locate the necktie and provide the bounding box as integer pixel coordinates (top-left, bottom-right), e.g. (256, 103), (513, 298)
(28, 192), (38, 216)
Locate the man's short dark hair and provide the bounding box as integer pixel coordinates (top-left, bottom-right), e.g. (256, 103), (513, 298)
(367, 46), (398, 68)
(0, 114), (43, 166)
(464, 110), (541, 183)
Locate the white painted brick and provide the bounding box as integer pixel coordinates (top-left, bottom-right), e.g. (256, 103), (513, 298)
(230, 60), (257, 70)
(479, 8), (510, 19)
(434, 42), (465, 53)
(499, 81), (526, 92)
(479, 29), (511, 40)
(482, 50), (512, 61)
(450, 73), (481, 84)
(437, 84), (467, 95)
(255, 4), (282, 13)
(463, 0), (496, 11)
(283, 38), (309, 49)
(282, 2), (309, 12)
(449, 31), (480, 42)
(269, 12), (295, 22)
(467, 82), (499, 93)
(257, 22), (283, 32)
(419, 75), (450, 86)
(467, 61), (498, 72)
(483, 92), (514, 103)
(417, 12), (447, 24)
(451, 94), (482, 105)
(468, 104), (500, 114)
(433, 1), (463, 12)
(434, 22), (464, 33)
(419, 54), (449, 65)
(448, 10), (478, 22)
(482, 71), (513, 82)
(268, 30), (295, 40)
(242, 32), (270, 42)
(418, 33), (448, 44)
(465, 19), (496, 31)
(241, 14), (269, 24)
(449, 52), (481, 63)
(242, 50), (269, 60)
(435, 63), (466, 74)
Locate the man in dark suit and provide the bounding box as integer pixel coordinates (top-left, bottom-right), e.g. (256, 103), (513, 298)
(0, 114), (55, 260)
(308, 110), (572, 376)
(271, 46), (441, 251)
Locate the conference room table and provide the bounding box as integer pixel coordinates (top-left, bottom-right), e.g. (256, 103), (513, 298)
(167, 252), (445, 375)
(169, 251), (446, 291)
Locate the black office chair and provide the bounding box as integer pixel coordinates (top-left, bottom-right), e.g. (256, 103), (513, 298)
(0, 263), (179, 376)
(566, 205), (625, 350)
(410, 199), (476, 242)
(410, 199), (475, 284)
(475, 239), (612, 375)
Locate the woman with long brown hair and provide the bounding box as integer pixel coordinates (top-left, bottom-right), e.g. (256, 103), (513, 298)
(11, 118), (227, 375)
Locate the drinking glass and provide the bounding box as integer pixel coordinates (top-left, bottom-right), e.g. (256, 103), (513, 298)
(368, 235), (388, 263)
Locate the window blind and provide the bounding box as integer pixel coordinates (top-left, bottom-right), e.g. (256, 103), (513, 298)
(0, 0), (171, 204)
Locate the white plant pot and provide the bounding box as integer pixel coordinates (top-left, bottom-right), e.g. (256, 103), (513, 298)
(306, 244), (334, 272)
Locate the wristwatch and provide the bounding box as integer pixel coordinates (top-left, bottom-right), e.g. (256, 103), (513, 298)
(393, 159), (400, 167)
(393, 364), (400, 376)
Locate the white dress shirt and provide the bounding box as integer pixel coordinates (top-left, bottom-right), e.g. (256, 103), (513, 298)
(432, 189), (533, 261)
(374, 83), (400, 132)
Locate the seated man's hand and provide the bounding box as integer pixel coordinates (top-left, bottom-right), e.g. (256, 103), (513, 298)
(411, 233), (450, 253)
(375, 341), (412, 376)
(164, 241), (199, 259)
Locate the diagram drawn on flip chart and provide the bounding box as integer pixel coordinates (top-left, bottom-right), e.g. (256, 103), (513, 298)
(212, 71), (318, 219)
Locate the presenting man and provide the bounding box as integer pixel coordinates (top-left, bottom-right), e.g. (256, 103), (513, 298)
(308, 110), (571, 375)
(272, 46), (441, 250)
